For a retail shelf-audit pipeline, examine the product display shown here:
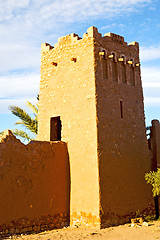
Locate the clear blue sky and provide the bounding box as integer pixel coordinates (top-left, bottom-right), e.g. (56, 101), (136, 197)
(0, 0), (160, 133)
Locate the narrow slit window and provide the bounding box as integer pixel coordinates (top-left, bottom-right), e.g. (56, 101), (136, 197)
(120, 101), (123, 119)
(50, 116), (61, 141)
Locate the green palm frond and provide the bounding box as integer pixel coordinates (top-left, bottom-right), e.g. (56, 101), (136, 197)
(9, 97), (38, 142)
(12, 129), (35, 141)
(26, 101), (38, 116)
(9, 105), (38, 134)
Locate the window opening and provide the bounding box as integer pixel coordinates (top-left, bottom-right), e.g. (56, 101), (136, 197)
(71, 58), (77, 62)
(51, 62), (58, 66)
(50, 116), (61, 141)
(120, 101), (123, 119)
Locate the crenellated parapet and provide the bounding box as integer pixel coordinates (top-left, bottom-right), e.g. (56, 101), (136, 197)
(41, 43), (54, 53)
(54, 33), (82, 48)
(41, 26), (139, 53)
(40, 26), (140, 90)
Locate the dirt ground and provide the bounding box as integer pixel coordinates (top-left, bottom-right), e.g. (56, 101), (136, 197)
(3, 221), (160, 240)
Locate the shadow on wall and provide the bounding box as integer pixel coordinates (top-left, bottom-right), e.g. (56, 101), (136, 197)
(0, 130), (70, 236)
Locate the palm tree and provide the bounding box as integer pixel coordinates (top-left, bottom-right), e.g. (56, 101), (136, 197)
(8, 101), (38, 142)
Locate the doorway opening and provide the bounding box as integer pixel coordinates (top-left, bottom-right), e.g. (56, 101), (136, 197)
(50, 116), (61, 141)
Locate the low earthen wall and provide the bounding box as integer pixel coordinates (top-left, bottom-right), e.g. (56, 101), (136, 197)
(0, 130), (70, 236)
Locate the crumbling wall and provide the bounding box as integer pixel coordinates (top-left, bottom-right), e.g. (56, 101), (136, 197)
(0, 130), (70, 236)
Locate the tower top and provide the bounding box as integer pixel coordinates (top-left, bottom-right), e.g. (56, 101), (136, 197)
(41, 26), (139, 53)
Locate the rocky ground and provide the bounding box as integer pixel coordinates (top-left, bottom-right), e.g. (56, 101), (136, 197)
(2, 220), (160, 240)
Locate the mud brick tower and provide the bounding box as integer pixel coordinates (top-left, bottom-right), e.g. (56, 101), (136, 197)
(38, 26), (152, 227)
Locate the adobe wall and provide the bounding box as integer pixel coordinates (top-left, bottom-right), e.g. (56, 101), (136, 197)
(93, 28), (154, 227)
(0, 130), (70, 236)
(38, 28), (100, 226)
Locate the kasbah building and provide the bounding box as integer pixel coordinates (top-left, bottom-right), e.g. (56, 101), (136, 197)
(1, 26), (160, 235)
